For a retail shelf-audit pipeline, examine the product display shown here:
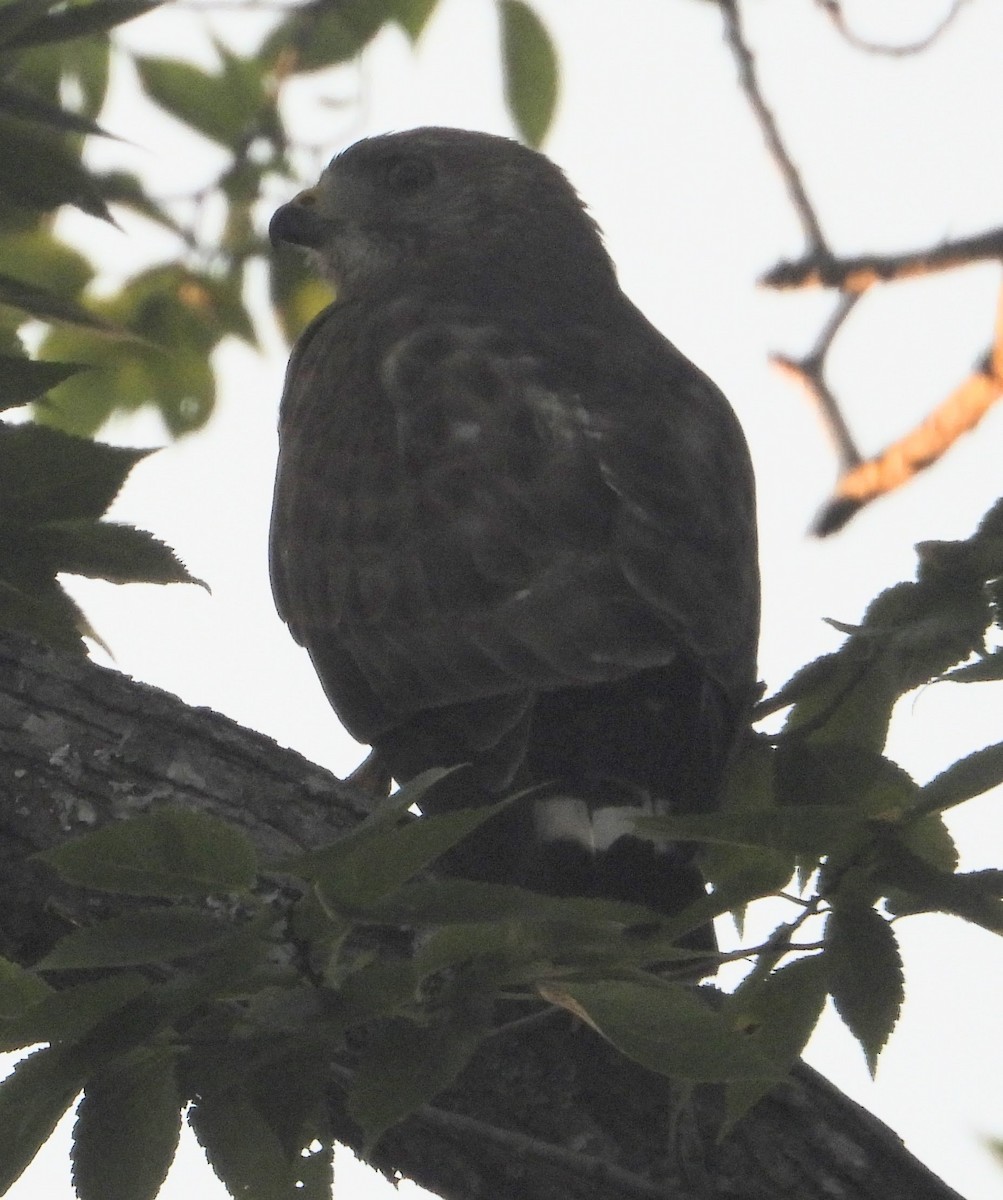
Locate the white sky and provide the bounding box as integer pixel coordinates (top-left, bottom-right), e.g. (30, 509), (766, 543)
(5, 1), (1003, 1197)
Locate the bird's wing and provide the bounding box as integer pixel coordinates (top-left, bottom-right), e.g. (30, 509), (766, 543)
(269, 299), (757, 742)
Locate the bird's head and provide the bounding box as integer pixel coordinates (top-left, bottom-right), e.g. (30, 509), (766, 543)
(268, 127), (617, 308)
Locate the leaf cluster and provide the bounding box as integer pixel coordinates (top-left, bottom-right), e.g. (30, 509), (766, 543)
(0, 0), (559, 436)
(1, 502), (1002, 1197)
(0, 0), (560, 651)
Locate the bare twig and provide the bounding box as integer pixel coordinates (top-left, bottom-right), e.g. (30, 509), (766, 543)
(717, 0), (829, 255)
(816, 0), (970, 58)
(772, 292), (864, 471)
(763, 227), (1003, 293)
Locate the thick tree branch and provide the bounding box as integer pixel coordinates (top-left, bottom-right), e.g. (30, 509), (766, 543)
(0, 631), (968, 1200)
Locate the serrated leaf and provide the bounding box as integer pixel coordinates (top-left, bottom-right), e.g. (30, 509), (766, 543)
(0, 572), (90, 651)
(500, 0), (558, 146)
(189, 1091), (306, 1200)
(37, 908), (235, 971)
(825, 907), (903, 1074)
(876, 839), (1003, 931)
(0, 957), (52, 1020)
(916, 740), (1003, 815)
(36, 810), (258, 897)
(0, 1046), (85, 1194)
(637, 804), (864, 857)
(27, 520), (204, 587)
(773, 741), (916, 814)
(723, 954), (829, 1124)
(347, 1005), (488, 1151)
(0, 975), (150, 1054)
(0, 356), (83, 409)
(71, 1045), (181, 1200)
(0, 423), (147, 522)
(310, 800), (511, 912)
(545, 981), (782, 1083)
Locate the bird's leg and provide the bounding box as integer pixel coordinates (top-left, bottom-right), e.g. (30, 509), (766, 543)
(343, 749), (393, 807)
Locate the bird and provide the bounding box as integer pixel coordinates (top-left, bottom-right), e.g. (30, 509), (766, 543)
(268, 127), (760, 932)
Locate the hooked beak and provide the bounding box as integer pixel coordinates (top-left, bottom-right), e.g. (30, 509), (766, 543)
(268, 187), (331, 248)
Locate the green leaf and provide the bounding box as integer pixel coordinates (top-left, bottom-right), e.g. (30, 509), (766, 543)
(71, 1046), (181, 1200)
(915, 740), (1003, 815)
(0, 355), (83, 409)
(0, 957), (52, 1020)
(34, 263), (241, 437)
(4, 0), (164, 46)
(363, 876), (658, 928)
(723, 954), (830, 1124)
(0, 572), (90, 651)
(0, 79), (109, 137)
(0, 975), (151, 1054)
(773, 742), (916, 814)
(308, 801), (511, 912)
(0, 0), (57, 49)
(347, 1002), (490, 1150)
(387, 0), (438, 39)
(546, 980), (782, 1083)
(876, 839), (1003, 932)
(36, 810), (258, 897)
(0, 113), (110, 219)
(0, 270), (114, 328)
(0, 423), (147, 522)
(135, 53), (263, 150)
(37, 908), (236, 971)
(780, 550), (993, 752)
(269, 248), (333, 343)
(25, 520), (204, 587)
(703, 736), (794, 929)
(90, 169), (184, 237)
(0, 1046), (85, 1195)
(261, 1), (386, 73)
(638, 804), (866, 857)
(189, 1090), (307, 1200)
(500, 0), (558, 146)
(825, 907), (903, 1075)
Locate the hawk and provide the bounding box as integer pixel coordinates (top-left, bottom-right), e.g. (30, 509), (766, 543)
(269, 127), (759, 926)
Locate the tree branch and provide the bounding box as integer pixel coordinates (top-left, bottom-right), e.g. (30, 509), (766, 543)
(0, 631), (968, 1200)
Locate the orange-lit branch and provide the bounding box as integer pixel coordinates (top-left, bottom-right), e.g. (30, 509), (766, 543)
(814, 363), (1003, 536)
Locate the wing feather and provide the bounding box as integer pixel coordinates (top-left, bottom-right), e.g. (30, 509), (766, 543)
(269, 297), (757, 749)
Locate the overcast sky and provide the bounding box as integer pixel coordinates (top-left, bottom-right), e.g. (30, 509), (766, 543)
(6, 1), (1003, 1197)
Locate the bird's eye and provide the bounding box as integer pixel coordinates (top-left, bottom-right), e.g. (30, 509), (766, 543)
(383, 154), (436, 195)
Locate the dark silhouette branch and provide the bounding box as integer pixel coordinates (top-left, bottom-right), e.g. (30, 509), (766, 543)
(717, 0), (829, 257)
(815, 0), (971, 57)
(771, 292), (864, 474)
(762, 228), (1003, 292)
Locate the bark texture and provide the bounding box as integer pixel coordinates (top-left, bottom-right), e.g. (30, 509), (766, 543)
(0, 631), (966, 1200)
